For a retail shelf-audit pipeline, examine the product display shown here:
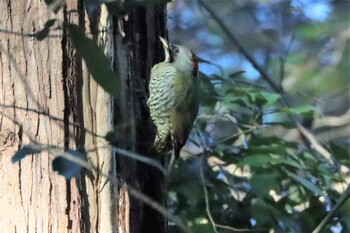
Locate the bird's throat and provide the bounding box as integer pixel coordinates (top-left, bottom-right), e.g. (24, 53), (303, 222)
(191, 53), (199, 76)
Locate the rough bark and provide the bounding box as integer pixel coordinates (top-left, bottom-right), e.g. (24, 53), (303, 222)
(0, 0), (71, 232)
(0, 0), (117, 232)
(113, 5), (167, 233)
(0, 1), (166, 233)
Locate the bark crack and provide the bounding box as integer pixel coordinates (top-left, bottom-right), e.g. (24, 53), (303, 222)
(6, 0), (13, 29)
(0, 52), (3, 128)
(17, 125), (27, 226)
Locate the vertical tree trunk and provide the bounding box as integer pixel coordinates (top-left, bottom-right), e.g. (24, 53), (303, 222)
(113, 5), (167, 233)
(1, 1), (166, 233)
(0, 0), (73, 232)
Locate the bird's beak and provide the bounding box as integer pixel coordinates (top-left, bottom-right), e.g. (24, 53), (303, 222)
(159, 36), (169, 49)
(159, 36), (171, 62)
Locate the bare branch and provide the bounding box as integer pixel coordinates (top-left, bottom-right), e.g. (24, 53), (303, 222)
(0, 103), (106, 138)
(197, 0), (336, 172)
(314, 109), (350, 128)
(297, 123), (335, 164)
(12, 141), (194, 233)
(312, 184), (350, 233)
(0, 26), (112, 38)
(199, 154), (219, 233)
(197, 0), (283, 93)
(196, 129), (265, 232)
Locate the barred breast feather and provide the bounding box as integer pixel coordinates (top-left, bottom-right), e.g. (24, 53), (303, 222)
(148, 63), (178, 154)
(148, 61), (199, 158)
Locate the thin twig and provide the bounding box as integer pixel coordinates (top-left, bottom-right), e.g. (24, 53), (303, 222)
(197, 0), (282, 93)
(279, 31), (296, 84)
(297, 123), (334, 164)
(4, 110), (187, 230)
(216, 223), (265, 232)
(199, 153), (218, 233)
(60, 149), (194, 233)
(196, 2), (347, 231)
(1, 105), (164, 172)
(209, 126), (257, 149)
(0, 27), (112, 38)
(196, 130), (260, 232)
(0, 28), (62, 38)
(113, 148), (165, 173)
(312, 184), (350, 233)
(197, 0), (336, 170)
(13, 141), (194, 233)
(0, 104), (105, 138)
(124, 182), (194, 233)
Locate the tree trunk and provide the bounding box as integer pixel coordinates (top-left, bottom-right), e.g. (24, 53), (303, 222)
(0, 1), (165, 233)
(113, 5), (167, 233)
(0, 1), (73, 232)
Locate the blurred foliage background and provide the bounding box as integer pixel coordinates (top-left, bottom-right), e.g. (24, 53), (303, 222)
(165, 0), (350, 232)
(4, 0), (349, 232)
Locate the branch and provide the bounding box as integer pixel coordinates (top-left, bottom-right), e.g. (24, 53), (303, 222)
(0, 26), (112, 38)
(312, 184), (350, 233)
(196, 130), (267, 232)
(3, 108), (183, 230)
(197, 0), (282, 93)
(197, 0), (336, 167)
(313, 109), (350, 128)
(199, 154), (218, 233)
(14, 141), (194, 233)
(297, 123), (334, 164)
(196, 3), (348, 231)
(61, 149), (193, 233)
(0, 103), (106, 138)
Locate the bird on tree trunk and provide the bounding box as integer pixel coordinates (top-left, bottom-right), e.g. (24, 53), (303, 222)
(148, 37), (199, 163)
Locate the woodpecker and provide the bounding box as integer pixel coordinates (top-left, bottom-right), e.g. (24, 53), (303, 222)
(148, 37), (199, 159)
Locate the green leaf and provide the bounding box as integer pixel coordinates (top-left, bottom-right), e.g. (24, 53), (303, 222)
(222, 87), (280, 109)
(251, 171), (279, 198)
(36, 29), (50, 41)
(246, 90), (280, 107)
(199, 73), (218, 108)
(281, 105), (315, 118)
(35, 19), (56, 41)
(262, 121), (296, 129)
(251, 198), (280, 228)
(68, 24), (119, 96)
(239, 154), (272, 167)
(299, 23), (332, 40)
(44, 19), (57, 28)
(273, 157), (304, 169)
(228, 70), (246, 79)
(260, 91), (280, 106)
(52, 150), (86, 179)
(12, 144), (44, 163)
(247, 91), (266, 106)
(285, 170), (324, 196)
(44, 0), (62, 13)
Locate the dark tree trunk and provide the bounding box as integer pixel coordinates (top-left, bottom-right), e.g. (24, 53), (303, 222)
(0, 0), (166, 232)
(113, 5), (167, 233)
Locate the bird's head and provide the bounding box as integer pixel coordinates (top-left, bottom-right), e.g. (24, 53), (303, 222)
(159, 37), (198, 76)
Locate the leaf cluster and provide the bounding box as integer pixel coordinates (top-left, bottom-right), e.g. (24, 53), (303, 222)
(168, 71), (349, 233)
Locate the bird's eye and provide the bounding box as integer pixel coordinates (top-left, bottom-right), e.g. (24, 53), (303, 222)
(173, 47), (180, 53)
